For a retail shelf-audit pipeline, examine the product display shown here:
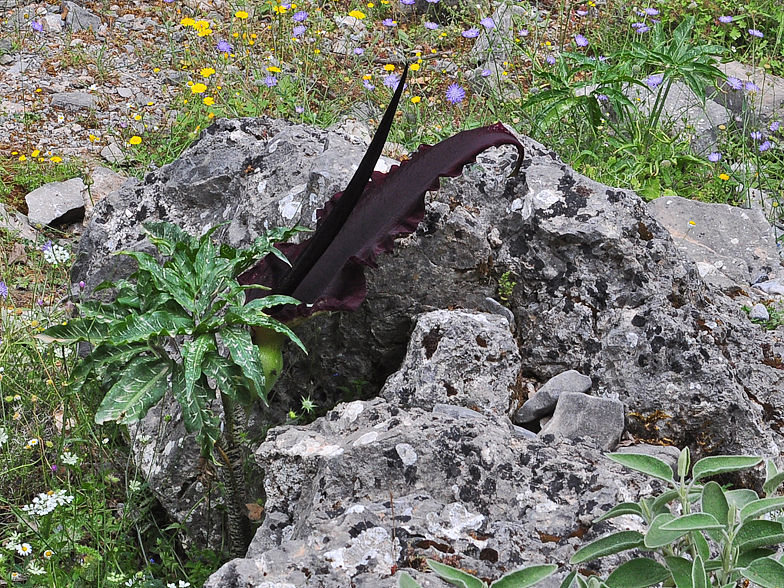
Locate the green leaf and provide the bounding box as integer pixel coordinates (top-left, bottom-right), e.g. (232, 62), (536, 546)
(659, 513), (723, 532)
(691, 456), (763, 481)
(36, 317), (112, 345)
(665, 557), (693, 588)
(645, 513), (688, 548)
(595, 503), (643, 522)
(183, 334), (215, 403)
(742, 556), (784, 588)
(491, 564), (557, 588)
(701, 482), (729, 530)
(220, 326), (269, 403)
(69, 343), (148, 393)
(172, 360), (217, 438)
(119, 250), (197, 313)
(763, 461), (784, 497)
(737, 548), (776, 568)
(692, 530), (711, 562)
(108, 311), (194, 345)
(605, 453), (674, 482)
(570, 531), (644, 564)
(733, 520), (784, 552)
(691, 555), (706, 588)
(740, 497), (784, 522)
(427, 559), (486, 588)
(143, 221), (196, 256)
(559, 571), (578, 588)
(651, 489), (681, 514)
(398, 572), (423, 588)
(95, 357), (170, 425)
(726, 489), (760, 511)
(223, 307), (307, 353)
(678, 447), (690, 481)
(604, 558), (670, 588)
(201, 351), (252, 407)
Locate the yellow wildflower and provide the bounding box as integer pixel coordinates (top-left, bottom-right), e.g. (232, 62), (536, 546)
(384, 64), (395, 71)
(267, 66), (281, 72)
(50, 156), (62, 163)
(181, 17), (195, 26)
(201, 67), (216, 77)
(235, 10), (248, 18)
(410, 63), (420, 71)
(203, 96), (214, 105)
(348, 10), (365, 18)
(411, 96), (421, 104)
(129, 136), (142, 145)
(31, 149), (40, 157)
(191, 83), (208, 94)
(719, 173), (730, 181)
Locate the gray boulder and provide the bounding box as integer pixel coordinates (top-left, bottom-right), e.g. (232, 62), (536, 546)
(539, 392), (625, 450)
(514, 369), (592, 424)
(205, 397), (657, 588)
(51, 91), (98, 111)
(62, 1), (102, 32)
(72, 116), (784, 549)
(648, 194), (783, 292)
(25, 178), (86, 227)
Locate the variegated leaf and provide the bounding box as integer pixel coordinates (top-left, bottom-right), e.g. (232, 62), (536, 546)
(95, 357), (170, 425)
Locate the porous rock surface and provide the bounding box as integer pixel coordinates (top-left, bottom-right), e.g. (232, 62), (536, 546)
(72, 116), (784, 562)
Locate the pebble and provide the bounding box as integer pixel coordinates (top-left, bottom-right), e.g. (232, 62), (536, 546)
(749, 303), (771, 321)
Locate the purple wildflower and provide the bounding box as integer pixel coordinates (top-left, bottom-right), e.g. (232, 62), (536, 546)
(401, 0), (415, 4)
(462, 28), (480, 38)
(217, 39), (233, 52)
(576, 9), (588, 15)
(546, 55), (556, 65)
(596, 94), (608, 101)
(759, 140), (771, 152)
(770, 121), (780, 132)
(575, 34), (588, 47)
(750, 130), (763, 140)
(384, 73), (400, 89)
(79, 281), (86, 288)
(519, 28), (529, 36)
(645, 73), (664, 89)
(382, 18), (396, 26)
(726, 76), (743, 90)
(748, 28), (764, 38)
(719, 15), (732, 23)
(635, 24), (650, 33)
(445, 83), (465, 104)
(363, 79), (375, 90)
(31, 20), (43, 32)
(293, 25), (306, 36)
(353, 47), (364, 55)
(644, 7), (659, 15)
(295, 105), (304, 113)
(292, 10), (308, 21)
(708, 152), (721, 162)
(42, 240), (52, 253)
(426, 0), (439, 3)
(263, 75), (278, 87)
(746, 81), (759, 92)
(480, 17), (495, 29)
(481, 69), (492, 77)
(0, 282), (7, 299)
(425, 21), (439, 29)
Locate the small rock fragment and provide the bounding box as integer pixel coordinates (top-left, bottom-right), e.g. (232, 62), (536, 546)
(539, 392), (625, 450)
(514, 369), (592, 424)
(749, 303), (770, 321)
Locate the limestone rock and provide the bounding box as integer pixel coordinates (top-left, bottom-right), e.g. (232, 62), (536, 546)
(381, 309), (520, 417)
(750, 303), (770, 321)
(539, 392), (625, 450)
(0, 203), (38, 242)
(25, 177), (85, 226)
(514, 370), (592, 424)
(62, 1), (102, 32)
(648, 195), (783, 291)
(714, 61), (784, 125)
(51, 91), (98, 111)
(204, 398), (658, 588)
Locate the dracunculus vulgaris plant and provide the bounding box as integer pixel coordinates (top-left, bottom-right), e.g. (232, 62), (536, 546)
(37, 64), (525, 557)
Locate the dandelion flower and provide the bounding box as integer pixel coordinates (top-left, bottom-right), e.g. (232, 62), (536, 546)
(462, 28), (480, 38)
(129, 136), (142, 145)
(191, 83), (208, 94)
(410, 63), (420, 71)
(445, 83), (465, 104)
(384, 63), (395, 71)
(235, 10), (249, 19)
(411, 96), (421, 103)
(200, 67), (216, 77)
(349, 10), (366, 19)
(719, 173), (730, 181)
(181, 17), (195, 26)
(203, 96), (214, 105)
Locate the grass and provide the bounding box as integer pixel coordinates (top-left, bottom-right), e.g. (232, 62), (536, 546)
(1, 0), (784, 584)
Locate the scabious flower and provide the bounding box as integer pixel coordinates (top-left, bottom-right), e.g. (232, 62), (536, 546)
(575, 34), (588, 47)
(480, 17), (495, 29)
(353, 47), (363, 54)
(263, 75), (278, 87)
(726, 77), (743, 90)
(31, 21), (43, 31)
(748, 28), (764, 38)
(295, 105), (304, 113)
(462, 28), (480, 38)
(644, 73), (664, 89)
(546, 55), (556, 64)
(481, 69), (492, 77)
(383, 73), (400, 89)
(401, 0), (415, 4)
(292, 10), (308, 21)
(293, 25), (306, 36)
(382, 18), (396, 26)
(770, 121), (780, 132)
(746, 81), (759, 92)
(445, 83), (465, 104)
(217, 39), (232, 52)
(708, 152), (721, 162)
(0, 282), (7, 299)
(596, 94), (608, 101)
(750, 130), (763, 140)
(633, 23), (650, 33)
(719, 15), (732, 23)
(759, 140), (771, 152)
(576, 8), (588, 15)
(644, 7), (659, 15)
(425, 21), (439, 29)
(363, 79), (375, 90)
